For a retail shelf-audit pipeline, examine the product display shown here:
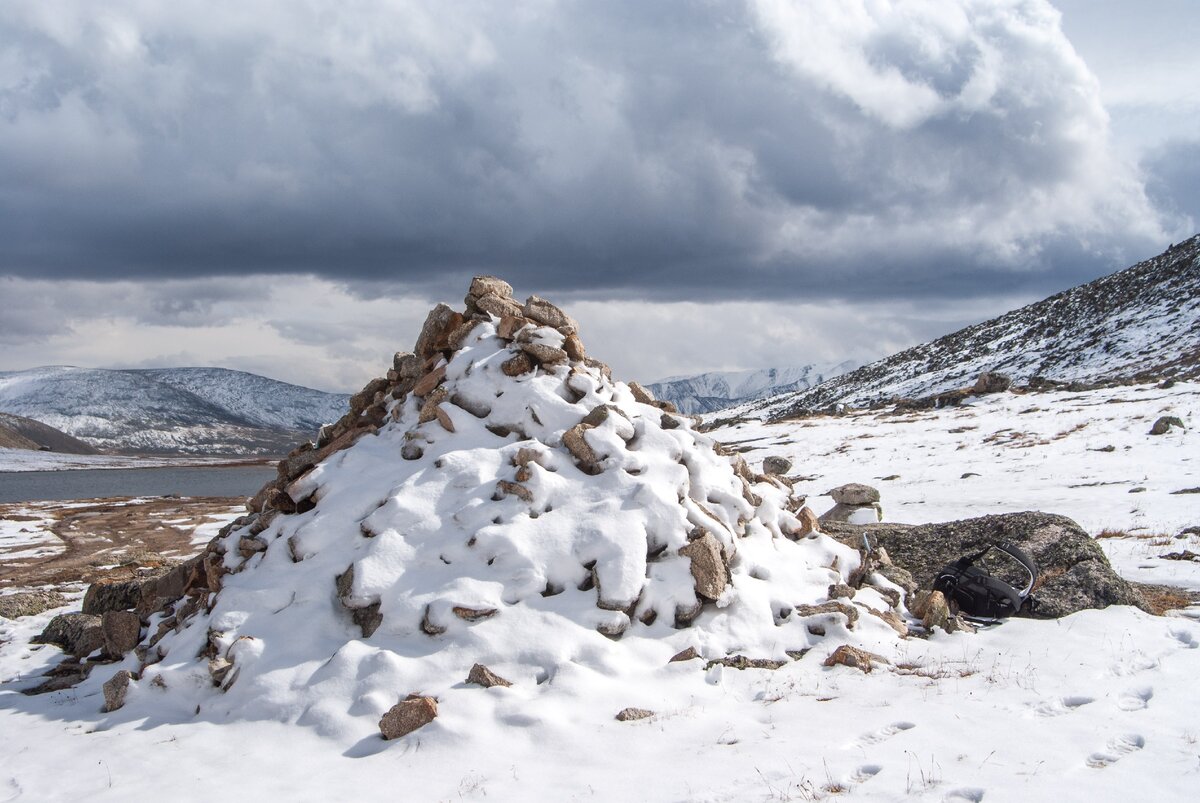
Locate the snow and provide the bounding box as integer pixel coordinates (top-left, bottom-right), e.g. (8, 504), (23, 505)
(0, 448), (267, 472)
(2, 366), (1198, 800)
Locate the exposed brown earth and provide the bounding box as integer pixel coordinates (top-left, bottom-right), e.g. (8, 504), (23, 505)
(0, 496), (241, 591)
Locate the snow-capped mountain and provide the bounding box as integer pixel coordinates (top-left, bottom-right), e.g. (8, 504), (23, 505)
(745, 235), (1200, 420)
(646, 362), (857, 414)
(0, 366), (349, 455)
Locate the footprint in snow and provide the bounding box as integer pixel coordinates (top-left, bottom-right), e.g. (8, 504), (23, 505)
(1169, 628), (1198, 649)
(1034, 695), (1094, 717)
(1086, 734), (1145, 768)
(848, 764), (882, 784)
(944, 788), (986, 802)
(1116, 686), (1153, 711)
(852, 721), (915, 747)
(1109, 654), (1160, 677)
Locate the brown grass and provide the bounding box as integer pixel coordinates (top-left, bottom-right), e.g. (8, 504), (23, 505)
(1134, 583), (1200, 616)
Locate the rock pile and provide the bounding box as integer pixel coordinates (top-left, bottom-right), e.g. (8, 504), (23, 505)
(35, 277), (905, 735)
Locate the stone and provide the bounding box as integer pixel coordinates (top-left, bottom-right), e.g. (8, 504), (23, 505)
(412, 365), (447, 397)
(496, 315), (530, 340)
(794, 601), (859, 628)
(466, 663), (512, 688)
(495, 480), (533, 502)
(435, 406), (456, 433)
(1150, 415), (1185, 435)
(615, 707), (654, 721)
(704, 655), (787, 670)
(467, 275), (513, 300)
(562, 423), (601, 471)
(795, 506), (821, 536)
(379, 695), (438, 740)
(452, 606), (498, 622)
(522, 295), (579, 334)
(669, 646), (700, 663)
(821, 512), (1148, 618)
(418, 388), (448, 423)
(23, 661), (92, 696)
(520, 342), (568, 365)
(102, 670), (131, 712)
(476, 294), (525, 320)
(401, 441), (424, 460)
(351, 602), (383, 638)
(763, 455), (792, 475)
(822, 644), (889, 673)
(413, 304), (461, 358)
(562, 333), (586, 361)
(830, 483), (880, 505)
(34, 613), (104, 657)
(0, 590), (67, 619)
(238, 536), (267, 558)
(679, 533), (729, 602)
(973, 372), (1012, 394)
(827, 583), (856, 600)
(918, 590), (951, 632)
(102, 611), (142, 656)
(501, 353), (534, 376)
(819, 502), (882, 525)
(82, 580), (147, 615)
(394, 351), (423, 379)
(628, 382), (655, 404)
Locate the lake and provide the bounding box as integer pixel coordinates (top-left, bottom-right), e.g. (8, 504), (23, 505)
(0, 465), (278, 504)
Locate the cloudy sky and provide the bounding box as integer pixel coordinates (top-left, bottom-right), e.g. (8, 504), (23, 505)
(1, 0), (1196, 392)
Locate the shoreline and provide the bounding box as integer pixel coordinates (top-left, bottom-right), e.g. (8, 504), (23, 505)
(0, 448), (278, 473)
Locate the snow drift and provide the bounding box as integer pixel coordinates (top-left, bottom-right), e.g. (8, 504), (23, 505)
(96, 279), (906, 740)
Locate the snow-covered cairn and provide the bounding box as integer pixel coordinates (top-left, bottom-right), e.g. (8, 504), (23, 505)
(109, 278), (908, 735)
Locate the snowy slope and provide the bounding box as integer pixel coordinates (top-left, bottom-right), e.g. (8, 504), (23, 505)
(0, 366), (349, 456)
(0, 412), (98, 454)
(646, 362), (857, 414)
(746, 235), (1200, 420)
(2, 379), (1199, 801)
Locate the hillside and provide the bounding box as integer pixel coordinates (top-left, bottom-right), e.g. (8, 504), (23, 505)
(645, 362), (857, 414)
(745, 235), (1200, 420)
(0, 367), (349, 456)
(0, 412), (99, 454)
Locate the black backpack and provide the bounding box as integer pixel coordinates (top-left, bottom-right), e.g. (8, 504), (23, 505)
(933, 543), (1038, 621)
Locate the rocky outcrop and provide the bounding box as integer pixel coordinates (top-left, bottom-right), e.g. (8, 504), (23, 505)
(0, 590), (66, 619)
(34, 613), (104, 657)
(822, 512), (1148, 618)
(973, 372), (1012, 394)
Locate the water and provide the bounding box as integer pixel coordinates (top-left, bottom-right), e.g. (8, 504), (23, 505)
(0, 465), (277, 504)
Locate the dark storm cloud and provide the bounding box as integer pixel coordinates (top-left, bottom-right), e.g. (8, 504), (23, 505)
(0, 1), (1180, 303)
(1143, 140), (1200, 230)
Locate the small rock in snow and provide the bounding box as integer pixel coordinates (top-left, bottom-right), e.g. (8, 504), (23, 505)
(379, 695), (438, 740)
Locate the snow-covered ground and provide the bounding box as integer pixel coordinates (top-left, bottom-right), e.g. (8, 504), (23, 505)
(0, 448), (271, 472)
(1, 381), (1197, 801)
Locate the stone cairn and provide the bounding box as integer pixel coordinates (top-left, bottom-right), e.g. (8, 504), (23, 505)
(819, 482), (882, 525)
(26, 277), (913, 724)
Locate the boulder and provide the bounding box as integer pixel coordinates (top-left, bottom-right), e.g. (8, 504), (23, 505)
(379, 695), (438, 740)
(1150, 415), (1185, 435)
(34, 613), (104, 657)
(102, 670), (131, 712)
(102, 611), (142, 656)
(413, 304), (461, 358)
(0, 590), (67, 619)
(627, 382), (655, 405)
(520, 342), (568, 365)
(973, 372), (1012, 394)
(475, 294), (525, 320)
(83, 579), (147, 615)
(762, 456), (792, 476)
(830, 483), (880, 505)
(467, 275), (513, 300)
(822, 512), (1148, 618)
(679, 533), (729, 601)
(522, 295), (578, 335)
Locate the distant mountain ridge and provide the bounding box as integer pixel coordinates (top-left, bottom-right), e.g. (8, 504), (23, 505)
(0, 366), (350, 455)
(742, 235), (1200, 421)
(646, 362), (858, 414)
